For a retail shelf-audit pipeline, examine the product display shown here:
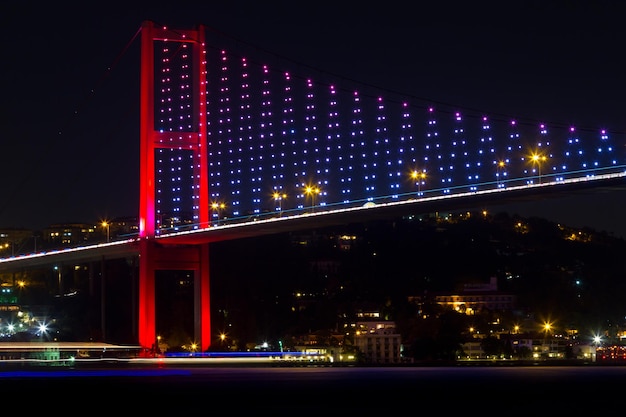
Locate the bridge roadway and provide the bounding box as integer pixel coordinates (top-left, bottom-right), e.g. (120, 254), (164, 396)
(1, 172), (625, 273)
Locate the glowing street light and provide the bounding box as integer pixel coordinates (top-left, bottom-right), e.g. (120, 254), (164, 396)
(531, 153), (547, 184)
(410, 170), (427, 197)
(211, 202), (226, 225)
(304, 185), (320, 212)
(496, 160), (506, 188)
(54, 265), (62, 295)
(37, 321), (50, 340)
(273, 191), (287, 216)
(542, 321), (553, 357)
(154, 335), (162, 355)
(593, 335), (602, 346)
(218, 332), (229, 350)
(101, 221), (110, 243)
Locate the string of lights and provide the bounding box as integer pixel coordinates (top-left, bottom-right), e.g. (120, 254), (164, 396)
(150, 25), (621, 231)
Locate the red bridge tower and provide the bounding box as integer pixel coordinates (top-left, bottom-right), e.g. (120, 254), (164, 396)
(138, 21), (211, 351)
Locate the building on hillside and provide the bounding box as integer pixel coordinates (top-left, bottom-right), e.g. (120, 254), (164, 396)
(353, 320), (404, 364)
(43, 223), (99, 246)
(108, 217), (139, 238)
(0, 228), (35, 257)
(432, 276), (517, 315)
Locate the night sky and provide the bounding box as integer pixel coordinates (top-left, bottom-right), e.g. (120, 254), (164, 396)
(2, 1), (626, 236)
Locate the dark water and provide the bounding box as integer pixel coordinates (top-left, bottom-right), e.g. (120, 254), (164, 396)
(3, 364), (621, 414)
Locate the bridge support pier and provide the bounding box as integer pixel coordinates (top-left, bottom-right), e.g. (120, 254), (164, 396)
(138, 239), (211, 352)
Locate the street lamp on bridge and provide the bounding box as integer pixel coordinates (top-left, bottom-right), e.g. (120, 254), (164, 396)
(211, 202), (226, 225)
(273, 191), (287, 216)
(410, 170), (427, 197)
(496, 160), (506, 188)
(304, 185), (321, 212)
(531, 153), (547, 184)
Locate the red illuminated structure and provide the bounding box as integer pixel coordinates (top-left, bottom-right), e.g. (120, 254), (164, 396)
(138, 21), (211, 351)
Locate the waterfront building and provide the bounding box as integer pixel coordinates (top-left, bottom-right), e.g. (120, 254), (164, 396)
(354, 320), (403, 364)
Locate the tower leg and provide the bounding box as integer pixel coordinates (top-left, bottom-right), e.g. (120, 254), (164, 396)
(138, 239), (156, 350)
(195, 243), (211, 351)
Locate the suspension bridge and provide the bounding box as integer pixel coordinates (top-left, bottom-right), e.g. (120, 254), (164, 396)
(1, 20), (625, 351)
